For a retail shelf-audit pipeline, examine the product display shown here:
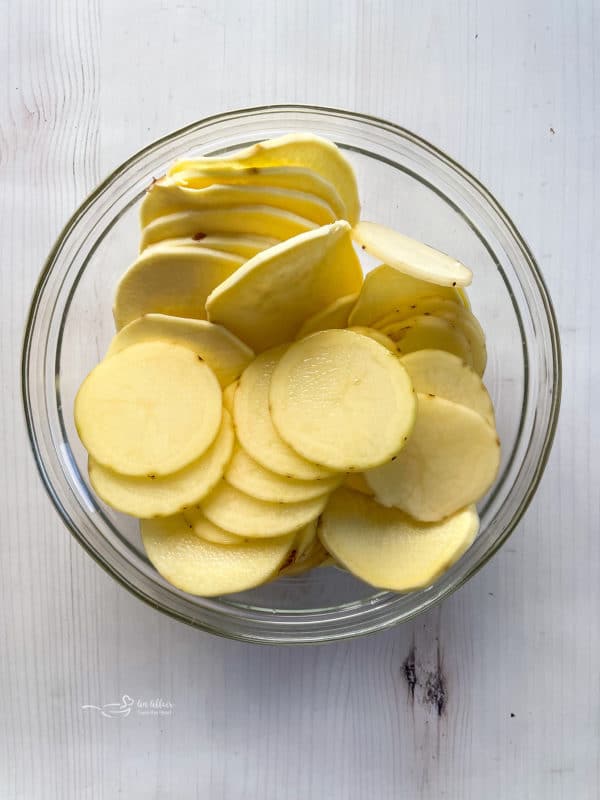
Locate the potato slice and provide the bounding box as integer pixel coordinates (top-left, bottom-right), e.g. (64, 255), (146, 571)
(222, 381), (238, 414)
(281, 536), (329, 577)
(113, 246), (242, 330)
(348, 265), (464, 327)
(169, 164), (347, 220)
(352, 221), (472, 287)
(88, 409), (234, 517)
(347, 326), (397, 353)
(200, 481), (329, 538)
(365, 394), (500, 521)
(106, 315), (253, 387)
(144, 234), (278, 259)
(371, 294), (462, 330)
(382, 314), (474, 366)
(225, 444), (341, 503)
(206, 221), (363, 352)
(141, 514), (295, 596)
(270, 330), (416, 471)
(141, 181), (336, 227)
(318, 489), (480, 591)
(140, 205), (317, 250)
(234, 347), (336, 480)
(75, 341), (222, 477)
(400, 350), (494, 426)
(343, 472), (374, 496)
(183, 509), (245, 545)
(295, 293), (358, 339)
(168, 133), (360, 225)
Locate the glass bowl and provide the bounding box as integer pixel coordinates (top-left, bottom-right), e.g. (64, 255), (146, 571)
(22, 105), (561, 644)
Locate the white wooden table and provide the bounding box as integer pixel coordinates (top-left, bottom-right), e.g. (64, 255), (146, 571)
(1, 1), (598, 797)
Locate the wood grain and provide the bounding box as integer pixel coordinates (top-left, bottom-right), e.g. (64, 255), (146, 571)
(1, 0), (598, 797)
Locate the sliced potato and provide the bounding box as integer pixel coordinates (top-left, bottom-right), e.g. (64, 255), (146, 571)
(225, 444), (341, 503)
(352, 221), (472, 287)
(88, 409), (234, 517)
(281, 536), (329, 577)
(371, 294), (462, 330)
(168, 133), (360, 225)
(234, 346), (336, 480)
(270, 330), (416, 471)
(347, 326), (397, 352)
(106, 315), (253, 387)
(141, 514), (295, 596)
(400, 350), (494, 426)
(295, 293), (358, 339)
(348, 264), (464, 328)
(434, 303), (487, 376)
(318, 489), (480, 591)
(140, 206), (316, 250)
(169, 164), (347, 220)
(113, 246), (242, 330)
(365, 394), (500, 521)
(206, 221), (363, 352)
(144, 234), (278, 259)
(184, 509), (245, 545)
(382, 314), (474, 365)
(200, 480), (329, 538)
(222, 381), (238, 414)
(75, 341), (223, 477)
(141, 181), (336, 227)
(343, 472), (374, 496)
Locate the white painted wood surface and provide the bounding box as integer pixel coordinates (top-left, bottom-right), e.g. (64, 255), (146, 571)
(1, 0), (598, 797)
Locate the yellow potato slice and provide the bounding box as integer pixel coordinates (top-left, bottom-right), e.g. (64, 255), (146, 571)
(183, 509), (245, 545)
(206, 221), (363, 352)
(75, 341), (222, 477)
(281, 535), (329, 577)
(371, 294), (462, 330)
(141, 514), (295, 596)
(225, 444), (341, 503)
(348, 265), (464, 328)
(144, 234), (278, 259)
(400, 350), (495, 426)
(200, 481), (329, 538)
(347, 326), (397, 352)
(168, 133), (360, 225)
(141, 180), (336, 227)
(382, 314), (474, 366)
(140, 205), (317, 250)
(88, 409), (234, 517)
(352, 221), (472, 287)
(270, 329), (416, 471)
(234, 347), (336, 480)
(169, 164), (347, 220)
(222, 381), (238, 414)
(113, 246), (242, 330)
(318, 489), (480, 591)
(295, 293), (358, 339)
(106, 315), (253, 388)
(365, 394), (500, 521)
(343, 472), (374, 496)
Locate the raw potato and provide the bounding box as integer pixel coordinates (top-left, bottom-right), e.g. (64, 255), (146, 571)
(168, 133), (360, 225)
(343, 472), (374, 496)
(233, 346), (336, 480)
(113, 246), (242, 329)
(88, 409), (234, 518)
(140, 206), (317, 250)
(352, 221), (472, 287)
(75, 341), (223, 476)
(382, 314), (474, 365)
(365, 394), (500, 521)
(144, 234), (278, 259)
(141, 514), (296, 596)
(206, 221), (363, 352)
(400, 350), (495, 426)
(295, 293), (358, 339)
(281, 537), (329, 577)
(371, 294), (463, 330)
(222, 381), (238, 414)
(270, 329), (416, 471)
(347, 326), (397, 353)
(106, 314), (253, 388)
(225, 444), (341, 503)
(184, 509), (245, 545)
(141, 181), (336, 227)
(200, 480), (329, 538)
(318, 489), (480, 591)
(168, 164), (347, 220)
(348, 265), (464, 328)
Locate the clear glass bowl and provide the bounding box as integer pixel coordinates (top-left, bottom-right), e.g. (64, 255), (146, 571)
(22, 106), (561, 644)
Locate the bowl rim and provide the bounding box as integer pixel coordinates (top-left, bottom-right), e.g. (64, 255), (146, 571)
(21, 104), (562, 643)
